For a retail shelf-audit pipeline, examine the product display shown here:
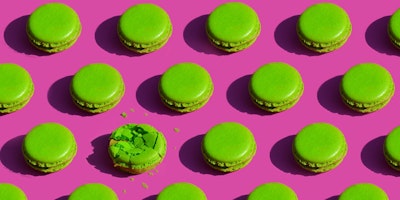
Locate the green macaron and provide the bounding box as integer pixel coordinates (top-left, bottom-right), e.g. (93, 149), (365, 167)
(248, 62), (304, 112)
(340, 63), (395, 113)
(388, 8), (400, 49)
(383, 126), (400, 170)
(118, 3), (172, 53)
(202, 122), (256, 172)
(297, 3), (352, 53)
(158, 62), (214, 113)
(157, 182), (207, 200)
(0, 183), (27, 200)
(68, 183), (118, 200)
(70, 63), (125, 113)
(108, 123), (167, 174)
(0, 63), (34, 114)
(292, 122), (347, 173)
(22, 122), (77, 173)
(248, 182), (298, 200)
(26, 2), (81, 53)
(338, 183), (389, 200)
(206, 2), (261, 52)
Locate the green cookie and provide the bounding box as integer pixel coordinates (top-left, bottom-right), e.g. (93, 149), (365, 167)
(70, 63), (125, 113)
(22, 122), (77, 173)
(0, 183), (27, 200)
(248, 182), (298, 200)
(159, 62), (214, 113)
(340, 63), (395, 113)
(0, 63), (34, 113)
(157, 182), (207, 200)
(26, 2), (81, 53)
(339, 183), (388, 200)
(206, 2), (261, 52)
(108, 123), (167, 174)
(68, 183), (118, 200)
(202, 122), (256, 172)
(297, 3), (352, 53)
(249, 62), (304, 112)
(118, 3), (172, 53)
(292, 122), (347, 173)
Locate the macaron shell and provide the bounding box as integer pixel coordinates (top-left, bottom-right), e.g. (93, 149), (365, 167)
(157, 182), (207, 200)
(0, 183), (27, 200)
(118, 3), (172, 46)
(248, 182), (298, 200)
(339, 183), (389, 200)
(71, 63), (125, 105)
(27, 3), (81, 44)
(297, 3), (351, 45)
(207, 2), (260, 44)
(249, 62), (303, 109)
(69, 183), (118, 200)
(23, 123), (76, 165)
(202, 122), (256, 165)
(159, 62), (213, 105)
(0, 63), (34, 106)
(293, 123), (347, 168)
(341, 63), (394, 105)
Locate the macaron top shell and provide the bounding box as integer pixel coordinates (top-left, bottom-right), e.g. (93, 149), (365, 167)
(0, 63), (33, 104)
(207, 2), (260, 43)
(68, 183), (118, 200)
(27, 2), (81, 43)
(249, 62), (303, 103)
(202, 122), (255, 163)
(339, 183), (388, 200)
(159, 62), (213, 104)
(384, 126), (400, 161)
(297, 3), (350, 44)
(388, 8), (400, 41)
(341, 63), (394, 104)
(23, 122), (76, 163)
(293, 123), (346, 163)
(157, 182), (207, 200)
(71, 63), (124, 104)
(119, 3), (171, 45)
(0, 183), (27, 200)
(248, 182), (298, 200)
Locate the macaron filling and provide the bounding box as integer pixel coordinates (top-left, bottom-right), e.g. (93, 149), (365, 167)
(108, 124), (167, 174)
(26, 2), (81, 53)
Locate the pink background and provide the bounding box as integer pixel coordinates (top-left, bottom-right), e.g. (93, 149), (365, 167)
(1, 0), (400, 199)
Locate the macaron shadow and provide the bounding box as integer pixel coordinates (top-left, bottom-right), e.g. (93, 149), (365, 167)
(361, 135), (400, 176)
(274, 15), (320, 56)
(326, 195), (339, 200)
(47, 76), (94, 116)
(95, 16), (142, 57)
(136, 75), (184, 116)
(179, 134), (225, 176)
(183, 14), (229, 55)
(226, 75), (276, 116)
(365, 16), (400, 56)
(54, 195), (69, 200)
(4, 15), (49, 56)
(86, 134), (132, 178)
(143, 194), (157, 200)
(270, 135), (316, 176)
(233, 195), (248, 200)
(317, 75), (364, 116)
(0, 135), (45, 176)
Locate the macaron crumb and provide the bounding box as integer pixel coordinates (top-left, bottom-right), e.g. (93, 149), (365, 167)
(144, 113), (149, 116)
(129, 177), (135, 182)
(142, 182), (149, 189)
(148, 171), (154, 176)
(120, 112), (127, 118)
(123, 189), (127, 194)
(155, 169), (159, 173)
(173, 128), (180, 133)
(130, 108), (135, 112)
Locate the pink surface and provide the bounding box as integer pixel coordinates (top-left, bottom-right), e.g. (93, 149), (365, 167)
(1, 0), (400, 199)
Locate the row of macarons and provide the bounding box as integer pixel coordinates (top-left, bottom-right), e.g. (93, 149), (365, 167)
(0, 61), (395, 115)
(0, 181), (391, 199)
(13, 120), (400, 177)
(21, 2), (400, 55)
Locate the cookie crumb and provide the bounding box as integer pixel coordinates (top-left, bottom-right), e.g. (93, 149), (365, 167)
(142, 182), (149, 189)
(130, 108), (135, 112)
(129, 177), (134, 182)
(173, 146), (177, 150)
(123, 189), (127, 194)
(173, 128), (180, 133)
(121, 112), (127, 118)
(155, 169), (159, 173)
(148, 171), (154, 176)
(144, 113), (149, 116)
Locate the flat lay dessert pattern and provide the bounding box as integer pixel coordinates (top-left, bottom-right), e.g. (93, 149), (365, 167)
(1, 0), (400, 199)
